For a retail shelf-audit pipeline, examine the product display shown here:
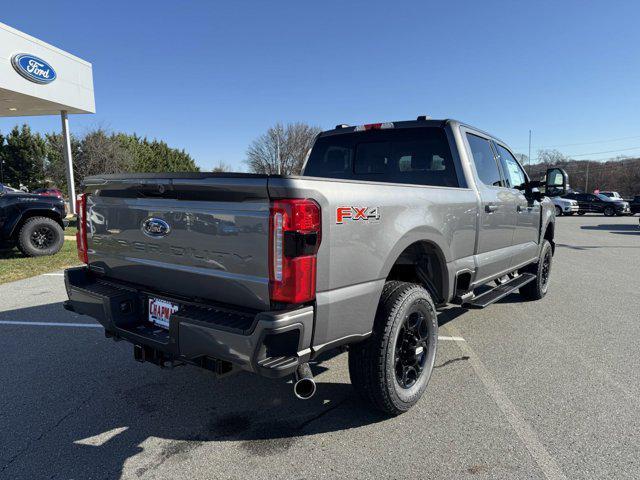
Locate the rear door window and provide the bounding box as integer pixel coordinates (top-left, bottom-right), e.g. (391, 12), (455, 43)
(466, 133), (503, 187)
(304, 127), (460, 187)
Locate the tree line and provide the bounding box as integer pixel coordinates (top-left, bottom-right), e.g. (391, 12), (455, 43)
(2, 123), (637, 197)
(522, 149), (640, 197)
(0, 125), (198, 192)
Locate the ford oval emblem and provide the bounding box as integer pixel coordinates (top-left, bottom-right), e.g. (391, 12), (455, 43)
(142, 218), (171, 238)
(11, 53), (57, 84)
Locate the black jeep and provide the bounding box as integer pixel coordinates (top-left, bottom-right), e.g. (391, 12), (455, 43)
(0, 184), (67, 256)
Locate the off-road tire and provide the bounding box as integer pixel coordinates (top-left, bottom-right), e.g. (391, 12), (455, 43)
(555, 205), (562, 217)
(348, 282), (438, 415)
(604, 206), (615, 217)
(17, 217), (64, 257)
(519, 240), (553, 300)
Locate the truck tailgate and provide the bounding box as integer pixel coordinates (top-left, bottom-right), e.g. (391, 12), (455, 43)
(83, 175), (271, 311)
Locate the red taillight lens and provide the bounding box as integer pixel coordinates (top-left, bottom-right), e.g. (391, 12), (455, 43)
(76, 194), (88, 264)
(269, 199), (321, 304)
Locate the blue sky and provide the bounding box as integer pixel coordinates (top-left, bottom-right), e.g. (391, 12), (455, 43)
(2, 0), (640, 170)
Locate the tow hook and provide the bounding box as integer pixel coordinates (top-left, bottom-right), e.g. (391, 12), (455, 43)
(293, 362), (316, 400)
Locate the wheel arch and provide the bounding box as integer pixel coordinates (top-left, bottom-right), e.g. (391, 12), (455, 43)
(381, 237), (450, 305)
(10, 209), (65, 238)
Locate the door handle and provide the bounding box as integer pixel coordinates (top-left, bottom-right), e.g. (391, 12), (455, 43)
(517, 204), (535, 212)
(485, 204), (498, 213)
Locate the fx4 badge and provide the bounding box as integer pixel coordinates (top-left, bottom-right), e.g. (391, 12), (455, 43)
(336, 206), (380, 224)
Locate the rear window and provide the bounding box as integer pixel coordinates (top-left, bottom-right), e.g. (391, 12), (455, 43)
(303, 127), (460, 187)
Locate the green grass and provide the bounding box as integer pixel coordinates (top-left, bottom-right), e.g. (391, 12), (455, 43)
(65, 217), (78, 237)
(0, 240), (80, 284)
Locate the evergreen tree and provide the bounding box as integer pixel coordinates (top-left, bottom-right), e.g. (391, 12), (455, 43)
(44, 131), (81, 192)
(3, 125), (47, 189)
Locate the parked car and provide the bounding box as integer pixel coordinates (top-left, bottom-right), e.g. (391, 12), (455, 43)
(629, 195), (640, 215)
(562, 192), (631, 216)
(64, 117), (567, 415)
(551, 196), (579, 216)
(0, 183), (67, 256)
(33, 188), (64, 199)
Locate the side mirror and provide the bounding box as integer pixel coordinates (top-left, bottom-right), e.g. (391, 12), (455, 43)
(544, 167), (568, 197)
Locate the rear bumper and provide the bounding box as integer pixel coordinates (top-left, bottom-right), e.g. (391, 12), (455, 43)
(63, 267), (313, 378)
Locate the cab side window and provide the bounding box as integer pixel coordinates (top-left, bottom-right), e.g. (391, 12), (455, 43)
(496, 144), (527, 189)
(466, 133), (503, 187)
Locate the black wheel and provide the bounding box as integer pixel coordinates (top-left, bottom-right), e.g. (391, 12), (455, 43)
(604, 206), (615, 217)
(17, 217), (64, 257)
(519, 240), (553, 300)
(349, 282), (438, 415)
(577, 211), (586, 216)
(554, 205), (562, 217)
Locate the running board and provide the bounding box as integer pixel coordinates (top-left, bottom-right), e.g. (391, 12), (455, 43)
(463, 273), (536, 309)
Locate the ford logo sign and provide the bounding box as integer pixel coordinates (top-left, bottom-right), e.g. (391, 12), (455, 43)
(142, 218), (171, 238)
(11, 53), (57, 84)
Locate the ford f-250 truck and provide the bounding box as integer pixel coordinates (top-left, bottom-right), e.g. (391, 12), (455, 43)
(64, 117), (567, 414)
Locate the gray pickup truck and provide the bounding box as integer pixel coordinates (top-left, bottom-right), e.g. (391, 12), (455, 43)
(64, 118), (567, 414)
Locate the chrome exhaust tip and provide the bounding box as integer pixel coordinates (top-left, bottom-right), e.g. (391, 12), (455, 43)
(293, 363), (316, 400)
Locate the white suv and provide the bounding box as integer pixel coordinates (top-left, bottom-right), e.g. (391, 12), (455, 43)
(552, 196), (579, 216)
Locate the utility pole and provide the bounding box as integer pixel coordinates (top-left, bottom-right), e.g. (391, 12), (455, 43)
(584, 162), (589, 192)
(528, 130), (532, 166)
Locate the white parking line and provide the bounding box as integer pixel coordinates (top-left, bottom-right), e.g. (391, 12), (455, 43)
(438, 335), (466, 341)
(0, 320), (101, 328)
(445, 324), (566, 480)
(42, 273), (64, 276)
(75, 426), (129, 446)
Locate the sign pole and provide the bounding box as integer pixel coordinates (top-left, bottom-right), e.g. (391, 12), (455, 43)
(61, 110), (76, 215)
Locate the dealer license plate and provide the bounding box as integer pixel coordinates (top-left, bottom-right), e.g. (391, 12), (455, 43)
(148, 297), (179, 329)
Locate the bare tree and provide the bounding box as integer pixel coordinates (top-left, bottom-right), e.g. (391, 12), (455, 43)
(75, 129), (134, 181)
(245, 122), (322, 175)
(514, 153), (529, 165)
(537, 149), (569, 165)
(212, 161), (233, 173)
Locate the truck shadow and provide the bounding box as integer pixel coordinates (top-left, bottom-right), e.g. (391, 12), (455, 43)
(0, 302), (389, 479)
(0, 246), (22, 259)
(580, 223), (640, 235)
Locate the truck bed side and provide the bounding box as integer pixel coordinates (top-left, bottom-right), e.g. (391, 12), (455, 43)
(268, 176), (478, 351)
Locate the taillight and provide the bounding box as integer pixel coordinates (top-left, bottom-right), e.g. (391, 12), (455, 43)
(76, 193), (88, 264)
(269, 199), (321, 304)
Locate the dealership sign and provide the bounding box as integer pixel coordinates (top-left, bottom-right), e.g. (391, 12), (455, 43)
(11, 53), (56, 84)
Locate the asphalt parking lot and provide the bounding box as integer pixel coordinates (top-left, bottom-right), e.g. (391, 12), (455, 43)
(1, 215), (638, 479)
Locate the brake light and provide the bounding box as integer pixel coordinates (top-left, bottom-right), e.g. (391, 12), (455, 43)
(76, 194), (88, 264)
(354, 122), (394, 131)
(269, 199), (321, 304)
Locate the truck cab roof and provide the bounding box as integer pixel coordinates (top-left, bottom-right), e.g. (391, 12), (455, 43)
(320, 118), (506, 145)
